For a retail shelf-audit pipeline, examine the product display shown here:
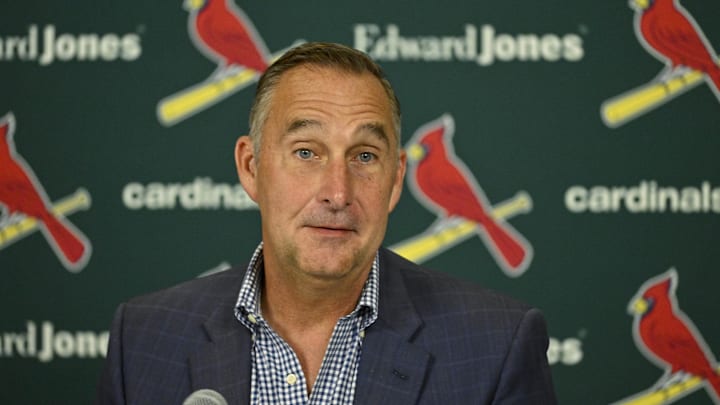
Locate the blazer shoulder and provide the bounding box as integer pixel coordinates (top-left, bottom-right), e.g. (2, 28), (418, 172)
(97, 266), (252, 405)
(379, 248), (533, 315)
(124, 265), (247, 318)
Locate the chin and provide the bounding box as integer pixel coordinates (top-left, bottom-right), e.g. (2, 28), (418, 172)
(299, 250), (369, 279)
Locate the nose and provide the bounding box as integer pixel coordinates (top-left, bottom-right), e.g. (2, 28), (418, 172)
(318, 160), (353, 209)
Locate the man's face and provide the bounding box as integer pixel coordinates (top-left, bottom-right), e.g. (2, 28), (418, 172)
(238, 66), (406, 284)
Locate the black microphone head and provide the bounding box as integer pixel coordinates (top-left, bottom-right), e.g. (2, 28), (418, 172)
(182, 389), (228, 405)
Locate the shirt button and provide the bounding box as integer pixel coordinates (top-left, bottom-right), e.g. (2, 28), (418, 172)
(286, 373), (298, 385)
(359, 330), (365, 338)
(248, 314), (257, 324)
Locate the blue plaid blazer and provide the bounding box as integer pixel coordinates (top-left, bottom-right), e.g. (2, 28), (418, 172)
(96, 248), (557, 404)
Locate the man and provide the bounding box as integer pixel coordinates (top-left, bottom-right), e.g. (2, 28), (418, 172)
(96, 42), (556, 404)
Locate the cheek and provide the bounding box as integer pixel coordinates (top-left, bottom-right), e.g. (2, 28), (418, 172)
(258, 167), (314, 214)
(357, 179), (394, 211)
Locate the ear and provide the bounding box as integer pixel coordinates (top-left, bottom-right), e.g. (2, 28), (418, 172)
(235, 135), (258, 202)
(388, 149), (407, 212)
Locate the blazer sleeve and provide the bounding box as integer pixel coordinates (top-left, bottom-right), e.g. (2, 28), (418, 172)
(492, 308), (557, 405)
(95, 304), (127, 405)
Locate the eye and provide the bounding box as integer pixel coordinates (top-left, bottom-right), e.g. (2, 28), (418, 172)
(357, 151), (376, 163)
(295, 148), (314, 160)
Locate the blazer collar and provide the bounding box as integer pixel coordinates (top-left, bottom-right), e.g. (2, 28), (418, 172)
(189, 277), (253, 405)
(187, 249), (431, 404)
(354, 248), (431, 403)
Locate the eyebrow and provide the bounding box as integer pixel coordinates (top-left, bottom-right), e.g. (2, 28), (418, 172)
(357, 122), (390, 146)
(285, 119), (390, 146)
(286, 118), (321, 134)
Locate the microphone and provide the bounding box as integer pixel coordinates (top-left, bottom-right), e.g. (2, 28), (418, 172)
(182, 389), (228, 405)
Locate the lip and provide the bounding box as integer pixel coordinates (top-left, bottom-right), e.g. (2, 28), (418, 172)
(304, 225), (356, 236)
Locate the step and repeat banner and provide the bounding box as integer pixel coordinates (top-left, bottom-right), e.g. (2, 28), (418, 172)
(2, 0), (719, 403)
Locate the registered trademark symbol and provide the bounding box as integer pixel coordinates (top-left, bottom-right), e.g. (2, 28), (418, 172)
(137, 25), (146, 35)
(578, 25), (589, 35)
(577, 329), (588, 339)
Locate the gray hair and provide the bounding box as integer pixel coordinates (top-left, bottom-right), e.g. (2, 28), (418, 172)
(248, 42), (401, 157)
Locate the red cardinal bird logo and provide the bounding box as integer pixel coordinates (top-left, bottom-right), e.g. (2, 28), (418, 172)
(629, 269), (720, 403)
(406, 114), (532, 276)
(632, 0), (720, 100)
(0, 113), (91, 272)
(184, 0), (270, 77)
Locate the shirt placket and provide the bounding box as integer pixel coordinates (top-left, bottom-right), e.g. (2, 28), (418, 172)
(253, 315), (309, 405)
(236, 244), (379, 405)
(309, 314), (365, 404)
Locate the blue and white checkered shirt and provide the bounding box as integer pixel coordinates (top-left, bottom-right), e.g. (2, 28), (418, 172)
(234, 243), (379, 405)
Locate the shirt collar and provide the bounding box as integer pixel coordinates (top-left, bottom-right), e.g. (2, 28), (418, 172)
(234, 242), (380, 330)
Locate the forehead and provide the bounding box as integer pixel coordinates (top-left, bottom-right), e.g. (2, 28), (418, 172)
(267, 66), (396, 141)
(276, 65), (387, 100)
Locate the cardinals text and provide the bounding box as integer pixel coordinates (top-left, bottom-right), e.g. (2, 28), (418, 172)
(122, 177), (257, 210)
(566, 180), (720, 214)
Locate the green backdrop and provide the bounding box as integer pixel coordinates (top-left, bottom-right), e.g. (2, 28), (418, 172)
(2, 1), (719, 403)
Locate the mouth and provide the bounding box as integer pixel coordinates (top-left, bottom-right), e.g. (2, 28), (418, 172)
(304, 224), (357, 237)
(308, 225), (354, 231)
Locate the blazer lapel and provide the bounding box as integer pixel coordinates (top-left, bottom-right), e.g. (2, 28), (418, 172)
(354, 249), (431, 404)
(189, 304), (253, 405)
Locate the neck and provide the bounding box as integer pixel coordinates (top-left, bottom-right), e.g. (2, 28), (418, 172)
(258, 260), (371, 391)
(260, 264), (369, 329)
